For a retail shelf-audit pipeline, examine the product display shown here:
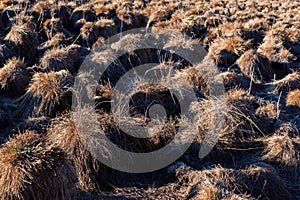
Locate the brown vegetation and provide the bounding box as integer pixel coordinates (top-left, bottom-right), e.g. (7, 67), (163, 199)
(46, 112), (108, 192)
(237, 49), (273, 83)
(208, 37), (251, 68)
(39, 44), (90, 74)
(15, 70), (74, 118)
(4, 23), (37, 64)
(0, 57), (29, 97)
(0, 0), (299, 199)
(0, 130), (76, 199)
(286, 89), (300, 107)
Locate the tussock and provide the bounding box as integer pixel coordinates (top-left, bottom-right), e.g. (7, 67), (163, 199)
(128, 83), (180, 119)
(258, 42), (296, 77)
(39, 44), (90, 74)
(116, 9), (145, 30)
(95, 83), (113, 112)
(0, 0), (300, 199)
(96, 18), (117, 38)
(208, 36), (251, 68)
(43, 18), (71, 39)
(273, 71), (300, 93)
(0, 130), (76, 200)
(261, 123), (299, 164)
(92, 36), (105, 49)
(70, 4), (97, 28)
(170, 166), (290, 200)
(241, 18), (267, 47)
(286, 89), (300, 107)
(256, 101), (277, 119)
(261, 133), (297, 165)
(15, 70), (74, 118)
(193, 89), (273, 164)
(51, 2), (72, 29)
(237, 166), (292, 200)
(110, 33), (153, 69)
(4, 23), (37, 64)
(39, 33), (69, 50)
(175, 66), (209, 96)
(46, 112), (109, 192)
(237, 49), (273, 83)
(80, 22), (99, 47)
(0, 57), (29, 97)
(220, 71), (251, 91)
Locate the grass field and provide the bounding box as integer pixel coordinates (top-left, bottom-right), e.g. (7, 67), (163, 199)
(0, 0), (299, 199)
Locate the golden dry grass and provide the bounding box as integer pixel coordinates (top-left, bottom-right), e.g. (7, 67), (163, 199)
(0, 0), (300, 199)
(286, 89), (300, 107)
(14, 70), (74, 118)
(0, 130), (76, 200)
(46, 112), (107, 192)
(4, 22), (37, 63)
(39, 44), (89, 74)
(0, 57), (29, 97)
(237, 49), (273, 83)
(208, 36), (251, 67)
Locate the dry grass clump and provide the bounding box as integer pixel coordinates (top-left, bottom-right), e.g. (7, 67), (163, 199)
(96, 18), (117, 38)
(0, 0), (11, 8)
(174, 66), (208, 97)
(193, 88), (274, 164)
(109, 33), (154, 69)
(261, 132), (297, 166)
(39, 33), (69, 50)
(128, 83), (180, 119)
(92, 36), (105, 49)
(51, 2), (72, 29)
(237, 166), (292, 200)
(256, 101), (277, 119)
(172, 165), (290, 200)
(261, 123), (299, 165)
(286, 89), (300, 107)
(258, 39), (296, 76)
(168, 11), (206, 38)
(46, 112), (109, 192)
(237, 49), (273, 83)
(11, 12), (34, 27)
(0, 130), (76, 200)
(4, 23), (37, 64)
(30, 1), (51, 30)
(240, 18), (268, 47)
(0, 0), (299, 199)
(205, 22), (240, 44)
(70, 4), (97, 29)
(208, 36), (251, 68)
(273, 71), (300, 93)
(39, 44), (90, 75)
(262, 123), (300, 197)
(95, 83), (113, 112)
(116, 6), (145, 30)
(0, 57), (29, 97)
(80, 22), (99, 47)
(80, 18), (116, 47)
(220, 71), (251, 91)
(93, 0), (116, 16)
(15, 70), (74, 118)
(43, 18), (71, 39)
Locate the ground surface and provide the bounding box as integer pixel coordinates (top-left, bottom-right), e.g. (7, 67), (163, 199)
(0, 0), (299, 199)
